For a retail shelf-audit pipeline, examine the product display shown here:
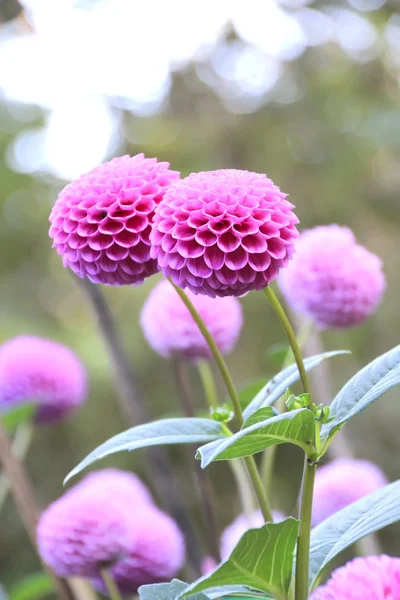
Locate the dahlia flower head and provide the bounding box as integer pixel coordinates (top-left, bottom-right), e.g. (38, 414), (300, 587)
(0, 336), (87, 424)
(37, 468), (185, 592)
(220, 510), (284, 560)
(312, 458), (387, 526)
(140, 280), (243, 360)
(279, 225), (386, 329)
(49, 154), (180, 286)
(150, 169), (299, 298)
(311, 555), (400, 600)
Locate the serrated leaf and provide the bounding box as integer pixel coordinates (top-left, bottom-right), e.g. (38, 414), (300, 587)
(139, 580), (209, 600)
(243, 351), (349, 420)
(1, 403), (36, 433)
(183, 519), (299, 600)
(308, 479), (400, 589)
(321, 345), (400, 442)
(65, 418), (227, 484)
(197, 409), (315, 468)
(10, 573), (53, 600)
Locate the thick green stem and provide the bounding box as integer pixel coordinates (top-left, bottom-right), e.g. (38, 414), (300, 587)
(100, 569), (123, 600)
(263, 287), (312, 403)
(171, 280), (273, 522)
(295, 459), (316, 600)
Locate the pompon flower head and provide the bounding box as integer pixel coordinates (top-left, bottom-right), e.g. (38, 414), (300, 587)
(37, 491), (135, 578)
(49, 154), (180, 286)
(311, 555), (400, 600)
(279, 224), (386, 329)
(140, 280), (243, 360)
(92, 505), (185, 595)
(0, 336), (87, 425)
(220, 510), (284, 560)
(312, 458), (387, 526)
(150, 169), (299, 298)
(71, 468), (153, 507)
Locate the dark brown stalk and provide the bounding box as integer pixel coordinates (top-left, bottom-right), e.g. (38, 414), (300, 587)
(173, 359), (220, 561)
(76, 277), (202, 577)
(0, 423), (75, 600)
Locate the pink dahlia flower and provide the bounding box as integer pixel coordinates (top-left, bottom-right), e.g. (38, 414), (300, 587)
(49, 154), (179, 286)
(279, 225), (386, 329)
(140, 280), (243, 360)
(311, 555), (400, 600)
(150, 169), (299, 297)
(312, 458), (387, 526)
(37, 492), (135, 578)
(92, 505), (185, 595)
(70, 468), (153, 507)
(0, 336), (87, 424)
(220, 510), (284, 560)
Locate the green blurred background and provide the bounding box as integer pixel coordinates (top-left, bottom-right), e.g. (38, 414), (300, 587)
(0, 0), (399, 591)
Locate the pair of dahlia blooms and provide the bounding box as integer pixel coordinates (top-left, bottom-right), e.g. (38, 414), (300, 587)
(49, 154), (385, 329)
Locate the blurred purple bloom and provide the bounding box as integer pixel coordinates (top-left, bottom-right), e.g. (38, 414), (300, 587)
(150, 169), (299, 298)
(140, 279), (243, 360)
(0, 336), (87, 424)
(312, 458), (388, 526)
(279, 225), (386, 328)
(311, 555), (400, 600)
(49, 154), (180, 285)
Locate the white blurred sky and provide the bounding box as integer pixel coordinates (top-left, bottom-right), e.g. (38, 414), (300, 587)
(0, 0), (393, 179)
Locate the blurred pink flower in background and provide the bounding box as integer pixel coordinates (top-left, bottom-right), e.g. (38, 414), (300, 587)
(220, 510), (285, 560)
(279, 224), (386, 329)
(150, 169), (299, 298)
(311, 555), (400, 600)
(49, 154), (180, 286)
(140, 279), (243, 360)
(312, 457), (388, 526)
(0, 336), (87, 424)
(37, 469), (185, 591)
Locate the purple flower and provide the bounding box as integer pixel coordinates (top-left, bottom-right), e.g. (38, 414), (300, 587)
(37, 469), (185, 591)
(0, 336), (87, 424)
(49, 154), (180, 286)
(150, 169), (299, 297)
(92, 506), (185, 595)
(140, 280), (243, 360)
(220, 510), (285, 560)
(311, 555), (400, 600)
(279, 225), (386, 328)
(312, 458), (387, 526)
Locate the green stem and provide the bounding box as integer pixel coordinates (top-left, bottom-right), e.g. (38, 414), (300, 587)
(171, 280), (273, 522)
(100, 569), (123, 600)
(197, 360), (218, 408)
(229, 459), (256, 521)
(0, 422), (34, 512)
(263, 287), (312, 403)
(295, 459), (316, 600)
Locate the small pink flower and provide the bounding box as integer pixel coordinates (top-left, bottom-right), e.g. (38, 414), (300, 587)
(279, 225), (386, 328)
(150, 169), (299, 297)
(311, 555), (400, 600)
(312, 458), (387, 526)
(220, 510), (285, 560)
(140, 280), (243, 360)
(92, 506), (185, 596)
(0, 336), (87, 424)
(49, 154), (180, 286)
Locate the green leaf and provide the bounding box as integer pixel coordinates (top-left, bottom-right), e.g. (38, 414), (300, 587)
(243, 351), (349, 419)
(10, 573), (53, 600)
(65, 418), (227, 484)
(237, 379), (271, 411)
(183, 519), (299, 600)
(1, 403), (36, 433)
(197, 409), (315, 468)
(139, 580), (209, 600)
(308, 479), (400, 589)
(321, 345), (400, 443)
